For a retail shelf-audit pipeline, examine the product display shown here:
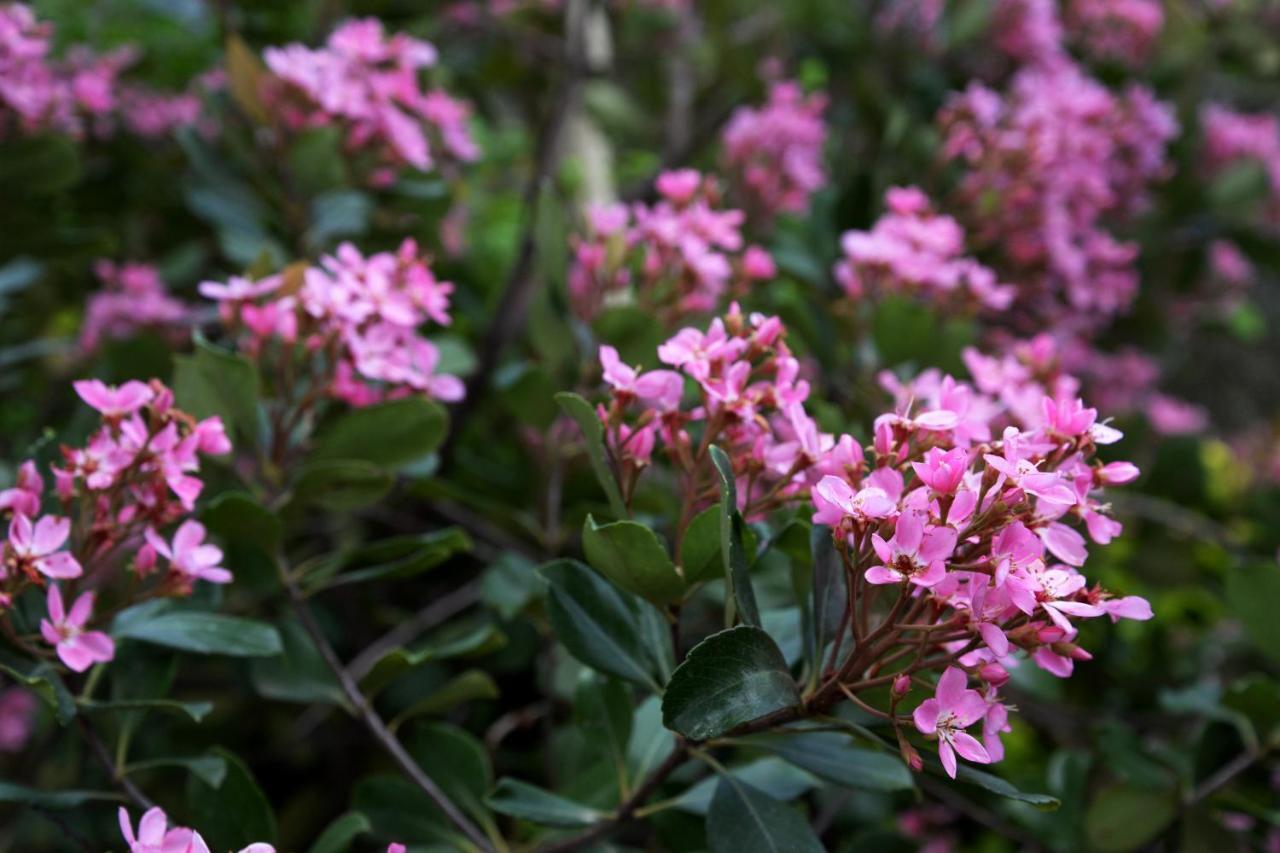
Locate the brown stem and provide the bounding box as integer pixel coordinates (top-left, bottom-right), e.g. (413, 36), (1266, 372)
(281, 567), (492, 851)
(76, 716), (153, 810)
(539, 741), (690, 853)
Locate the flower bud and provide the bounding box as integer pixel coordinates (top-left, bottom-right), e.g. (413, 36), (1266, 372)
(979, 662), (1009, 687)
(135, 543), (158, 576)
(892, 674), (912, 697)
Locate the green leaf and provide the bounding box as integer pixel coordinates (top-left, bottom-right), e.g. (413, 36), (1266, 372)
(627, 696), (677, 783)
(555, 392), (628, 518)
(540, 559), (664, 690)
(305, 528), (472, 593)
(1084, 784), (1177, 851)
(706, 776), (824, 853)
(114, 609), (282, 658)
(810, 524), (845, 674)
(481, 552), (540, 620)
(126, 755), (228, 788)
(308, 190), (372, 249)
(174, 335), (261, 445)
(288, 126), (346, 194)
(353, 776), (464, 846)
(681, 506), (726, 585)
(201, 493), (281, 555)
(312, 398), (448, 468)
(389, 670), (498, 729)
(0, 781), (118, 808)
(674, 757), (817, 815)
(582, 515), (684, 605)
(308, 812), (371, 853)
(249, 617), (346, 706)
(662, 626), (800, 741)
(79, 697), (214, 723)
(709, 445), (760, 627)
(185, 748), (276, 850)
(486, 778), (606, 828)
(294, 459), (394, 511)
(750, 732), (914, 791)
(0, 650), (76, 724)
(360, 621), (507, 697)
(1226, 563), (1280, 664)
(575, 673), (633, 797)
(951, 764), (1060, 809)
(0, 135), (81, 195)
(405, 722), (496, 833)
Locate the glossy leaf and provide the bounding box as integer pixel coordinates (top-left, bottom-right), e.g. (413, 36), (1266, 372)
(307, 812), (371, 853)
(173, 335), (261, 445)
(293, 459), (394, 511)
(709, 445), (760, 627)
(126, 755), (228, 788)
(114, 608), (283, 658)
(79, 697), (214, 723)
(185, 748), (277, 850)
(750, 731), (914, 791)
(360, 621), (507, 697)
(486, 778), (606, 828)
(662, 626), (800, 741)
(0, 782), (118, 808)
(582, 514), (684, 604)
(540, 559), (665, 690)
(706, 776), (824, 853)
(312, 398), (448, 468)
(554, 392), (628, 518)
(674, 757), (818, 815)
(389, 670), (498, 729)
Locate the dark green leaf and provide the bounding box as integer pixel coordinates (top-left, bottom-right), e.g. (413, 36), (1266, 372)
(810, 525), (845, 676)
(308, 812), (371, 853)
(952, 764), (1060, 809)
(360, 621), (507, 697)
(126, 755), (228, 788)
(173, 336), (261, 445)
(313, 398), (448, 468)
(353, 776), (460, 845)
(750, 732), (914, 791)
(389, 670), (498, 729)
(575, 673), (633, 796)
(0, 135), (81, 195)
(486, 778), (606, 828)
(1084, 784), (1177, 851)
(249, 617), (346, 706)
(540, 560), (664, 690)
(706, 776), (824, 853)
(709, 445), (760, 626)
(674, 757), (817, 815)
(0, 782), (118, 808)
(305, 528), (472, 593)
(555, 392), (628, 518)
(185, 748), (276, 850)
(114, 609), (282, 658)
(0, 650), (76, 724)
(405, 722), (496, 833)
(293, 459), (394, 511)
(79, 697), (214, 723)
(202, 492), (281, 555)
(1226, 563), (1280, 664)
(582, 515), (684, 605)
(662, 626), (800, 741)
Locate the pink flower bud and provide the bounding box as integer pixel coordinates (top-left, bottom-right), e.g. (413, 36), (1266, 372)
(892, 674), (912, 697)
(980, 662), (1010, 687)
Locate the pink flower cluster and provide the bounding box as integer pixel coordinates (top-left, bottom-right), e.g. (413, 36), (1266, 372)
(721, 80), (828, 221)
(1201, 103), (1280, 229)
(596, 303), (856, 517)
(813, 364), (1150, 776)
(0, 4), (206, 141)
(1, 379), (231, 673)
(201, 239), (464, 406)
(263, 18), (478, 185)
(938, 62), (1176, 325)
(569, 170), (776, 322)
(80, 260), (191, 354)
(835, 186), (1014, 312)
(1064, 0), (1164, 64)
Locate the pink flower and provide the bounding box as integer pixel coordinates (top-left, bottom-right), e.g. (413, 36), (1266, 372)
(72, 379), (154, 418)
(599, 346), (684, 411)
(0, 688), (36, 752)
(144, 521), (232, 586)
(6, 514), (81, 579)
(39, 585), (114, 672)
(656, 169), (702, 205)
(911, 447), (969, 494)
(1099, 595), (1153, 622)
(812, 475), (895, 527)
(912, 666), (992, 778)
(388, 846), (406, 853)
(866, 511), (957, 587)
(119, 807), (275, 853)
(0, 460), (43, 517)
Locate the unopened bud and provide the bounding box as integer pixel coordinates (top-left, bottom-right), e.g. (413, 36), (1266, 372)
(979, 662), (1009, 687)
(897, 734), (923, 772)
(892, 674), (912, 697)
(135, 544), (157, 576)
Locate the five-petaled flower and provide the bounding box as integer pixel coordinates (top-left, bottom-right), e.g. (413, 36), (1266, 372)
(40, 584), (114, 672)
(912, 667), (992, 778)
(5, 514), (81, 580)
(144, 521), (231, 587)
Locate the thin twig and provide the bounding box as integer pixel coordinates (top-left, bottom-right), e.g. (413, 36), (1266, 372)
(282, 567), (492, 851)
(539, 741), (690, 852)
(347, 581), (482, 681)
(76, 716), (153, 810)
